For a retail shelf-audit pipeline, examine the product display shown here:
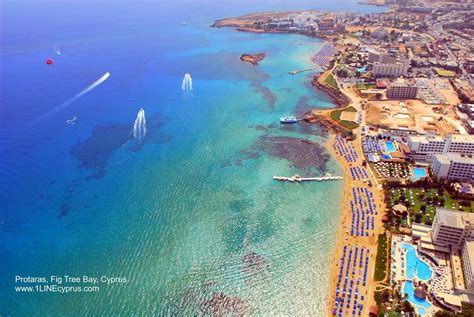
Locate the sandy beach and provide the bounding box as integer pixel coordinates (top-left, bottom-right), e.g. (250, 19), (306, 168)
(325, 132), (386, 316)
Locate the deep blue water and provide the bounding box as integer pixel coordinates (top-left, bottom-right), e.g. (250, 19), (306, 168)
(1, 1), (387, 315)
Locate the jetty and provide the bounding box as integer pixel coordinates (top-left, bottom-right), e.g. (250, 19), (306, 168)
(289, 67), (318, 75)
(273, 174), (343, 182)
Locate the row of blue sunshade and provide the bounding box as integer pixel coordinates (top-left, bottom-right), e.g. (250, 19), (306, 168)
(333, 245), (370, 317)
(334, 135), (358, 163)
(349, 166), (369, 181)
(350, 187), (377, 237)
(362, 136), (382, 154)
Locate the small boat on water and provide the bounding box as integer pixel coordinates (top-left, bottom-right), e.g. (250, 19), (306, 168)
(280, 116), (298, 124)
(66, 116), (77, 125)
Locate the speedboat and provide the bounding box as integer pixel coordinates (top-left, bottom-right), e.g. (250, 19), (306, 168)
(280, 116), (298, 124)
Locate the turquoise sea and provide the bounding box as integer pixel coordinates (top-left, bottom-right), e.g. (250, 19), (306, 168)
(0, 0), (386, 315)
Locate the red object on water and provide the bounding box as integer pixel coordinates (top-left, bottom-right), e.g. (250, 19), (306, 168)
(46, 58), (53, 65)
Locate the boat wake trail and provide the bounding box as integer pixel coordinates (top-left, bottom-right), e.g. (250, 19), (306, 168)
(30, 72), (111, 125)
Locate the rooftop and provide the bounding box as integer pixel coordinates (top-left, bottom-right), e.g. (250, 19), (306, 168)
(408, 134), (474, 144)
(450, 134), (474, 143)
(436, 207), (474, 229)
(436, 153), (474, 165)
(409, 134), (445, 143)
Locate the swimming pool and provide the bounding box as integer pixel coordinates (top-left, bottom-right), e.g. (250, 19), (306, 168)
(402, 243), (432, 280)
(404, 281), (432, 316)
(402, 243), (433, 316)
(412, 167), (427, 180)
(384, 141), (396, 153)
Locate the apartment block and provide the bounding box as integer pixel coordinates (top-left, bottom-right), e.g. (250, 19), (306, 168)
(432, 208), (474, 249)
(407, 134), (474, 162)
(463, 240), (474, 290)
(373, 62), (409, 78)
(368, 50), (400, 64)
(387, 80), (418, 99)
(432, 153), (474, 183)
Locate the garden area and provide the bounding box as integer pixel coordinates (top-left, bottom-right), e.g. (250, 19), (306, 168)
(374, 233), (389, 282)
(357, 82), (376, 90)
(386, 185), (474, 226)
(329, 106), (359, 130)
(324, 73), (338, 89)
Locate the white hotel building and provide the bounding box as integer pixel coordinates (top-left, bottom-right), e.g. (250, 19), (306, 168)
(432, 208), (474, 249)
(463, 240), (474, 291)
(372, 62), (409, 78)
(432, 153), (474, 183)
(430, 208), (474, 293)
(407, 134), (474, 162)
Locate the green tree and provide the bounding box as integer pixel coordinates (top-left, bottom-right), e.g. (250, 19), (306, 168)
(414, 213), (422, 223)
(402, 299), (415, 313)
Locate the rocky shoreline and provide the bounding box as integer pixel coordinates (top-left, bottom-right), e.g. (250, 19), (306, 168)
(311, 74), (350, 108)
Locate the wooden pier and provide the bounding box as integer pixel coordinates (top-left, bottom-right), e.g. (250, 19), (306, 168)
(289, 67), (318, 75)
(273, 174), (343, 182)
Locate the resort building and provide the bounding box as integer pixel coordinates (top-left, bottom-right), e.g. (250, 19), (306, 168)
(462, 240), (474, 291)
(432, 208), (474, 249)
(372, 62), (409, 78)
(465, 120), (474, 135)
(367, 49), (400, 64)
(387, 80), (418, 99)
(432, 153), (474, 183)
(416, 79), (447, 105)
(459, 104), (474, 120)
(407, 134), (474, 162)
(317, 19), (335, 31)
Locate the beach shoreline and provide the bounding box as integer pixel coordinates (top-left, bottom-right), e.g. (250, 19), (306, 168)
(324, 131), (386, 316)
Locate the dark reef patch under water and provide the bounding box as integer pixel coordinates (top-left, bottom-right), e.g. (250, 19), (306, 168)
(237, 136), (329, 172)
(201, 292), (249, 316)
(70, 123), (131, 179)
(58, 203), (71, 218)
(251, 82), (277, 110)
(242, 251), (269, 275)
(258, 136), (329, 171)
(70, 115), (171, 179)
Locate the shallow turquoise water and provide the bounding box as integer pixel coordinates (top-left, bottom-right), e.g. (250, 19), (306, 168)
(1, 1), (387, 315)
(385, 141), (396, 152)
(402, 243), (433, 280)
(404, 281), (432, 315)
(413, 167), (428, 180)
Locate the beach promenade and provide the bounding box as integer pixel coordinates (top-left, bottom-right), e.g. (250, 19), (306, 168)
(326, 132), (386, 317)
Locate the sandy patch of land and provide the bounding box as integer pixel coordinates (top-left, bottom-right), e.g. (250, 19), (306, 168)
(345, 25), (404, 33)
(365, 100), (457, 135)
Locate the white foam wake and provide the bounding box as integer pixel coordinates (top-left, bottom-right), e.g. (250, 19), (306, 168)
(182, 73), (193, 91)
(30, 72), (111, 125)
(133, 108), (146, 142)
